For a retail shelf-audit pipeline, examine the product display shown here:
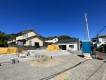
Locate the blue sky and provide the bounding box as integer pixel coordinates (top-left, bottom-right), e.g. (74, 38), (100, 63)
(0, 0), (106, 40)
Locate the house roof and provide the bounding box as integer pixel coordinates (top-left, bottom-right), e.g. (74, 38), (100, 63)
(17, 29), (40, 36)
(56, 39), (78, 44)
(98, 35), (106, 38)
(46, 36), (57, 40)
(92, 35), (106, 41)
(57, 42), (78, 44)
(25, 35), (46, 41)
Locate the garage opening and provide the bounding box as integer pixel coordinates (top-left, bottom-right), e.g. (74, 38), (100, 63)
(35, 42), (40, 48)
(59, 45), (66, 50)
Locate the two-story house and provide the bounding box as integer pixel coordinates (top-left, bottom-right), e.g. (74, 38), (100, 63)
(8, 29), (45, 48)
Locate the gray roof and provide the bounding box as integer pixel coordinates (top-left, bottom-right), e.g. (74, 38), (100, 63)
(56, 39), (78, 44)
(98, 35), (106, 38)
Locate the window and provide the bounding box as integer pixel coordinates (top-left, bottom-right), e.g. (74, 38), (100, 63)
(69, 45), (74, 48)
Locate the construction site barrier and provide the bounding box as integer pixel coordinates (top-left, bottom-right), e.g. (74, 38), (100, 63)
(0, 47), (23, 54)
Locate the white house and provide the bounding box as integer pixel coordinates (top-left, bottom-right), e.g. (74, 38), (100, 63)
(8, 30), (45, 48)
(57, 42), (79, 51)
(92, 35), (106, 48)
(97, 36), (106, 47)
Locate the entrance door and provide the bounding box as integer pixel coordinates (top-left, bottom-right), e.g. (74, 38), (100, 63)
(59, 45), (66, 50)
(35, 42), (40, 48)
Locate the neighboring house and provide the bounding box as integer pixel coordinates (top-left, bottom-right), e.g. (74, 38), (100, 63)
(45, 36), (80, 51)
(45, 37), (58, 43)
(92, 35), (106, 48)
(56, 39), (80, 51)
(8, 29), (45, 48)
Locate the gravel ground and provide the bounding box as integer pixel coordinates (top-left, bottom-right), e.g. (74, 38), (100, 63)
(0, 50), (105, 80)
(0, 50), (72, 62)
(0, 53), (84, 80)
(0, 62), (41, 80)
(0, 54), (18, 63)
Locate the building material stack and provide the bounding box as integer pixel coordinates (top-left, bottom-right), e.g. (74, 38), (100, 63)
(47, 44), (60, 52)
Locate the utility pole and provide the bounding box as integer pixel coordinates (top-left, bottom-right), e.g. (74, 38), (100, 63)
(84, 13), (90, 41)
(82, 13), (92, 59)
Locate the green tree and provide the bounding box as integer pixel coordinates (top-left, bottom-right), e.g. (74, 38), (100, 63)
(0, 31), (8, 47)
(7, 34), (17, 40)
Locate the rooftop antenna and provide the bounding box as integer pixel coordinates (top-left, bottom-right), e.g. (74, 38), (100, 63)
(84, 13), (90, 41)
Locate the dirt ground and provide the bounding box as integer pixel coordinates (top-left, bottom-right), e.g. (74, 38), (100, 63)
(26, 57), (71, 80)
(26, 57), (64, 68)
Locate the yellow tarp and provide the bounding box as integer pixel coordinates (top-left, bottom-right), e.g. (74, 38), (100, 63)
(0, 48), (8, 54)
(47, 44), (60, 51)
(0, 47), (19, 54)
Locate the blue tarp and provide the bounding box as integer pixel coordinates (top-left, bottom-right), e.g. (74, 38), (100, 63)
(82, 41), (91, 53)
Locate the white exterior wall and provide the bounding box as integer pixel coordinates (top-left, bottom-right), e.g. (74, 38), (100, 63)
(25, 37), (43, 46)
(67, 44), (78, 51)
(58, 43), (78, 51)
(99, 38), (106, 44)
(97, 38), (106, 47)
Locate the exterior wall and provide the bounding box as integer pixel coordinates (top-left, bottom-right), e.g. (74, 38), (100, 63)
(99, 38), (106, 44)
(25, 37), (43, 46)
(58, 43), (78, 51)
(97, 38), (106, 47)
(67, 44), (78, 51)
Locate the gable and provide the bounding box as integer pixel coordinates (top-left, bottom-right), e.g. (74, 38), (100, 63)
(16, 31), (37, 40)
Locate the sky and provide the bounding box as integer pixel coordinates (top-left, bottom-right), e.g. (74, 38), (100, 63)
(0, 0), (106, 40)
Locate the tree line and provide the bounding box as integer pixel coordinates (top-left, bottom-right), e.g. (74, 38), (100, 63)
(0, 31), (16, 47)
